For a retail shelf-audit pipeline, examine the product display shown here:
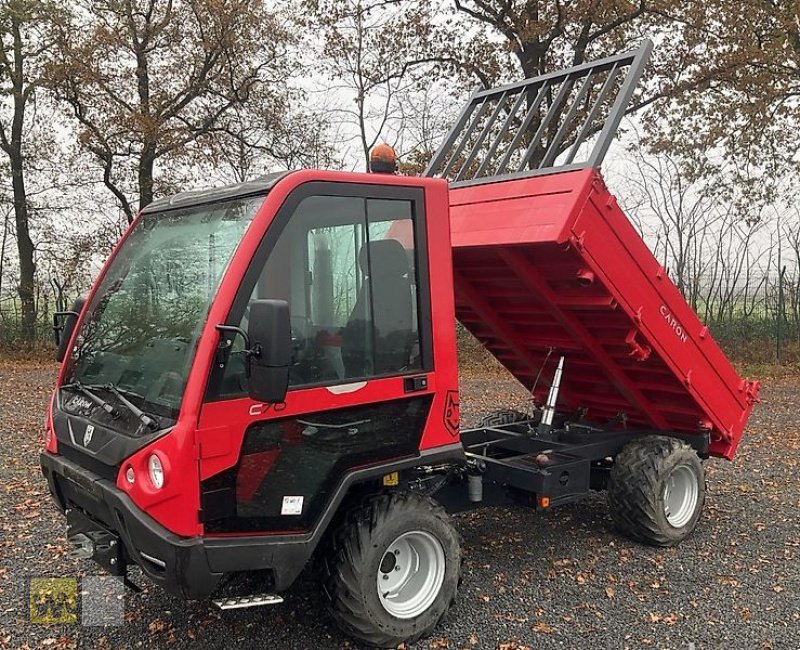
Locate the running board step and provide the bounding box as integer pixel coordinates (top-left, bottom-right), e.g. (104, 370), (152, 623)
(213, 594), (284, 610)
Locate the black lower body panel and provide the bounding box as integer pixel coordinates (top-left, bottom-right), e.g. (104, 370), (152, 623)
(40, 443), (465, 598)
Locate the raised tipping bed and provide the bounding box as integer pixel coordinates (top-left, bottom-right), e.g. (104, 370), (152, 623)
(449, 168), (759, 459)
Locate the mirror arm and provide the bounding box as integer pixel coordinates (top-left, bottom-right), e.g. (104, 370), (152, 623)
(215, 324), (266, 361)
(215, 324), (251, 350)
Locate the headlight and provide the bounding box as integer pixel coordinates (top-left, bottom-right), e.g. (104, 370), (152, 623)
(148, 454), (165, 489)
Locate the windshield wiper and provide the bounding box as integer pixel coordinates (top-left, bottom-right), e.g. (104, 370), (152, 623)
(102, 384), (159, 431)
(63, 382), (120, 419)
(63, 381), (160, 431)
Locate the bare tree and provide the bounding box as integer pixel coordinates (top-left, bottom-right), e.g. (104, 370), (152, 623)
(47, 0), (298, 222)
(0, 202), (10, 301)
(620, 144), (786, 358)
(445, 0), (654, 78)
(394, 82), (459, 175)
(304, 0), (444, 170)
(0, 0), (57, 342)
(622, 146), (728, 310)
(781, 214), (800, 342)
(200, 87), (342, 184)
(643, 2), (800, 202)
(37, 223), (97, 312)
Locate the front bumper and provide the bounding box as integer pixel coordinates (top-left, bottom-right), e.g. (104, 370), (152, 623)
(41, 451), (223, 599)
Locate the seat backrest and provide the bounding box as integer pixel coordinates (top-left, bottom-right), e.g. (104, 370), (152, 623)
(341, 239), (413, 378)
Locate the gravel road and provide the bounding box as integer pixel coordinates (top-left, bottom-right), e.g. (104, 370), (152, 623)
(1, 360), (798, 650)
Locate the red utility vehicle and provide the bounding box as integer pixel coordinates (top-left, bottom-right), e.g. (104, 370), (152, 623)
(42, 41), (758, 648)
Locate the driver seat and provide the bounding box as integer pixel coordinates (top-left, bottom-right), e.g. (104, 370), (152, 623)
(341, 239), (413, 378)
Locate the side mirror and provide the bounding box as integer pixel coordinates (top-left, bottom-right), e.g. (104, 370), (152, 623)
(54, 297), (86, 363)
(247, 299), (291, 404)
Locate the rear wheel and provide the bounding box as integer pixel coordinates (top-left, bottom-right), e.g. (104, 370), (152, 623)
(607, 436), (705, 547)
(321, 491), (461, 648)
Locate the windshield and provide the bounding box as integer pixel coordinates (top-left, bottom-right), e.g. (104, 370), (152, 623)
(64, 195), (263, 421)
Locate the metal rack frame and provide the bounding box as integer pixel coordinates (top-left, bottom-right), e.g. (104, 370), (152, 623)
(424, 40), (653, 187)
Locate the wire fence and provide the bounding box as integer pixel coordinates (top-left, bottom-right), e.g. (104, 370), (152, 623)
(691, 269), (800, 365)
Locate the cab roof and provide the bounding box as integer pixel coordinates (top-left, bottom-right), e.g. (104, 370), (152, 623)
(141, 171), (290, 214)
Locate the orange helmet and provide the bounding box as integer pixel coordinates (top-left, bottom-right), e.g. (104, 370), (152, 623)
(370, 143), (397, 174)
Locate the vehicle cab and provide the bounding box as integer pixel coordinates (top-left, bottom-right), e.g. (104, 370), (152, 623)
(41, 169), (461, 600)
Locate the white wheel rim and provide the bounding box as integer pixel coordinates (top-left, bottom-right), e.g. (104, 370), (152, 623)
(663, 464), (699, 528)
(376, 530), (446, 619)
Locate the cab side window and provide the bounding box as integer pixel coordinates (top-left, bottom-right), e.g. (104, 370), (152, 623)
(219, 194), (423, 394)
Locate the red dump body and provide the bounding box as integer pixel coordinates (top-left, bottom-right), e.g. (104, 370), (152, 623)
(449, 168), (759, 459)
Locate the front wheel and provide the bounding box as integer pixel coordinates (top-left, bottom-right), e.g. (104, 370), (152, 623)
(607, 435), (705, 547)
(321, 491), (461, 648)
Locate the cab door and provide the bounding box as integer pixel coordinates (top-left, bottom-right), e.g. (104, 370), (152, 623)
(197, 182), (438, 534)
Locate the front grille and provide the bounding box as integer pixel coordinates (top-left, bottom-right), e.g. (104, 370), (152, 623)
(59, 444), (118, 482)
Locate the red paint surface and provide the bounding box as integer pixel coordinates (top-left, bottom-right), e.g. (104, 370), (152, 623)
(449, 169), (758, 459)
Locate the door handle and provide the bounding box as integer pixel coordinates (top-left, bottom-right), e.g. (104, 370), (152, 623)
(404, 375), (429, 393)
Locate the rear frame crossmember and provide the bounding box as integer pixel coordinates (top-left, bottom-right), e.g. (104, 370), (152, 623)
(458, 418), (709, 508)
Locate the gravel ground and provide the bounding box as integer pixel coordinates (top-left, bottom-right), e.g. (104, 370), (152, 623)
(1, 360), (798, 650)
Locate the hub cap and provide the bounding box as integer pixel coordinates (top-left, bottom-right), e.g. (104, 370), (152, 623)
(663, 464), (699, 528)
(376, 530), (446, 619)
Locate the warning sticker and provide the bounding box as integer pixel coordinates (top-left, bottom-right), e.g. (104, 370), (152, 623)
(281, 496), (304, 516)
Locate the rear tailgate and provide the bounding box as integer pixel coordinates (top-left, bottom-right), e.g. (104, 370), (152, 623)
(449, 169), (759, 459)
